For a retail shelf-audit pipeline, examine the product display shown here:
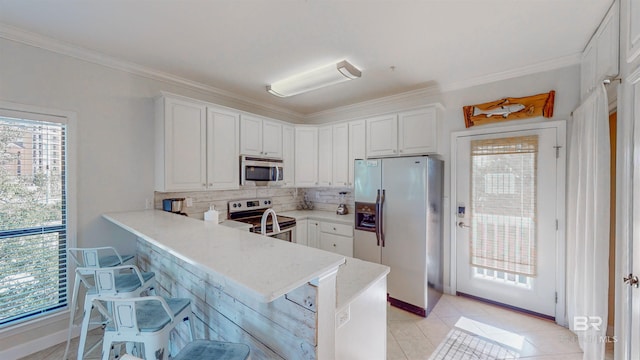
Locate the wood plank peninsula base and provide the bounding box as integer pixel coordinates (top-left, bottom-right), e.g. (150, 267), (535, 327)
(103, 210), (388, 360)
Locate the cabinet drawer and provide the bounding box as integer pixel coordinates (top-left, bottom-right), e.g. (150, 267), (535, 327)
(319, 233), (353, 257)
(320, 222), (353, 237)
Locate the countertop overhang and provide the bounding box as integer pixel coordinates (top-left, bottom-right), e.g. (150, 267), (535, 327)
(103, 210), (346, 302)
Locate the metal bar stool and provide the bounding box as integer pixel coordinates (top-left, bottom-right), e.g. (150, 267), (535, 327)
(119, 339), (250, 360)
(63, 263), (155, 360)
(94, 295), (196, 360)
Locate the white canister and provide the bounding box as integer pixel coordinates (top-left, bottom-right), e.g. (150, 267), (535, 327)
(204, 204), (219, 223)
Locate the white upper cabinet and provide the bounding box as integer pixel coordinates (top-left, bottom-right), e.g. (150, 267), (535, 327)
(332, 123), (350, 187)
(398, 107), (437, 155)
(366, 114), (398, 157)
(240, 115), (283, 158)
(282, 124), (295, 187)
(366, 106), (438, 158)
(155, 94), (239, 192)
(156, 96), (207, 192)
(207, 107), (240, 190)
(318, 125), (333, 186)
(624, 0), (640, 64)
(294, 126), (318, 187)
(580, 1), (619, 99)
(348, 120), (366, 187)
(262, 120), (283, 158)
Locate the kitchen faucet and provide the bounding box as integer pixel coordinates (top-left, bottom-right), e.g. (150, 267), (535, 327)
(260, 208), (280, 235)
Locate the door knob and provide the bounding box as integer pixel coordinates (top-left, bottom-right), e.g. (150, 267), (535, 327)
(623, 274), (639, 288)
(458, 222), (471, 229)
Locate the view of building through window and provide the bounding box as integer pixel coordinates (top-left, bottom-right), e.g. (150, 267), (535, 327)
(0, 115), (67, 327)
(469, 135), (538, 278)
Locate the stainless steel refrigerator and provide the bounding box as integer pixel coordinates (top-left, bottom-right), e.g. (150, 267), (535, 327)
(353, 156), (443, 317)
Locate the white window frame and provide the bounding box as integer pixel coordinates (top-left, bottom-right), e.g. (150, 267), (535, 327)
(0, 100), (76, 343)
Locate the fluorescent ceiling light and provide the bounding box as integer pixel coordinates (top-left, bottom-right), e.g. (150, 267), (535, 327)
(267, 60), (362, 97)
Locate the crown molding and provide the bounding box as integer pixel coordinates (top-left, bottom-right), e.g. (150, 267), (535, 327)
(0, 22), (304, 121)
(440, 53), (582, 93)
(304, 86), (443, 123)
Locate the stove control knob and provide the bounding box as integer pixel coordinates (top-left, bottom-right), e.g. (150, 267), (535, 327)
(233, 204), (237, 208)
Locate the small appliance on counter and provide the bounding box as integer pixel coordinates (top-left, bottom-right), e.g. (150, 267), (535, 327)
(162, 198), (188, 216)
(336, 191), (349, 215)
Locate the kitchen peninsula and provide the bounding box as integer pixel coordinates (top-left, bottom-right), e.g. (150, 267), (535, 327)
(103, 210), (389, 360)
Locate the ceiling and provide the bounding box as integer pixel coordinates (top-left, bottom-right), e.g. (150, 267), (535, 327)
(0, 0), (613, 116)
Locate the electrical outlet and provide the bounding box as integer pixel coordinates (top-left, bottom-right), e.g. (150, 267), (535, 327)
(185, 197), (193, 207)
(145, 198), (152, 209)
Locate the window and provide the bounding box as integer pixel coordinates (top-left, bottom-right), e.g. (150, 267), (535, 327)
(469, 135), (538, 277)
(0, 110), (68, 328)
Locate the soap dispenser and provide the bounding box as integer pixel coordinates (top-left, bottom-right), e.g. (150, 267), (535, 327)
(204, 204), (219, 223)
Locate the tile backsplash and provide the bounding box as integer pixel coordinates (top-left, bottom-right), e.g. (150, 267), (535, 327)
(155, 186), (355, 220)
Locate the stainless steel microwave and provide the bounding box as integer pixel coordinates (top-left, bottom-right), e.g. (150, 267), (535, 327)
(240, 156), (284, 186)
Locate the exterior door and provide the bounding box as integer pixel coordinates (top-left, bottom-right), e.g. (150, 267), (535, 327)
(455, 127), (561, 317)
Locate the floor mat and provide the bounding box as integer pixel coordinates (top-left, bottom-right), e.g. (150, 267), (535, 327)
(429, 328), (520, 360)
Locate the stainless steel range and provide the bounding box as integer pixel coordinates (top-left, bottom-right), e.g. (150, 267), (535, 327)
(227, 198), (296, 242)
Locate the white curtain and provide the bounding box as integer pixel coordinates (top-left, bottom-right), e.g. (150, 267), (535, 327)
(566, 83), (611, 360)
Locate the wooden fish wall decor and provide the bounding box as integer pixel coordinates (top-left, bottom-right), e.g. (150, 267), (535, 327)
(462, 90), (555, 128)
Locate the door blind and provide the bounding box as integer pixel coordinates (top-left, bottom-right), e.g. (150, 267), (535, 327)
(0, 115), (67, 327)
(469, 135), (538, 276)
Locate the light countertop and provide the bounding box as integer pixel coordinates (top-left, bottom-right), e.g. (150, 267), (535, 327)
(336, 258), (389, 312)
(103, 210), (346, 303)
(280, 210), (354, 225)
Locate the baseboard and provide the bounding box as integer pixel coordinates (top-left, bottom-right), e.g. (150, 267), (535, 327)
(0, 325), (80, 359)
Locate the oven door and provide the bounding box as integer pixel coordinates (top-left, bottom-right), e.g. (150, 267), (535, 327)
(269, 226), (295, 242)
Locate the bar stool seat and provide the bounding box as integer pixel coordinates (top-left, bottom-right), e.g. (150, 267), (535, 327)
(120, 339), (250, 360)
(173, 339), (250, 360)
(98, 253), (135, 267)
(104, 297), (191, 333)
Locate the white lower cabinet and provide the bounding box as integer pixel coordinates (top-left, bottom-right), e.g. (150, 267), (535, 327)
(295, 219), (308, 246)
(318, 221), (353, 257)
(307, 220), (320, 248)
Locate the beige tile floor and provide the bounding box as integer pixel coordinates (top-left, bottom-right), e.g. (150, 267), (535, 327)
(21, 294), (613, 360)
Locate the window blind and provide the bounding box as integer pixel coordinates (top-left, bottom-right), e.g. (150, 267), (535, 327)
(469, 135), (538, 276)
(0, 115), (67, 327)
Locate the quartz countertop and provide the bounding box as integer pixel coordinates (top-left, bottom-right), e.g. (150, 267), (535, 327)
(336, 258), (390, 312)
(280, 210), (354, 225)
(103, 210), (346, 303)
(219, 219), (252, 231)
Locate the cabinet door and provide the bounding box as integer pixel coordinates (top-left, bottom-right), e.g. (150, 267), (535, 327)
(282, 125), (295, 186)
(295, 219), (308, 246)
(348, 120), (366, 187)
(319, 232), (353, 257)
(398, 107), (438, 155)
(240, 114), (263, 156)
(332, 123), (350, 187)
(294, 127), (318, 186)
(596, 3), (619, 81)
(366, 115), (398, 157)
(207, 107), (240, 190)
(262, 120), (283, 158)
(308, 220), (320, 248)
(318, 125), (333, 186)
(160, 97), (207, 191)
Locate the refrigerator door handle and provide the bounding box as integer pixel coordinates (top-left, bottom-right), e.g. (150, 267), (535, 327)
(380, 189), (386, 247)
(375, 189), (381, 246)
